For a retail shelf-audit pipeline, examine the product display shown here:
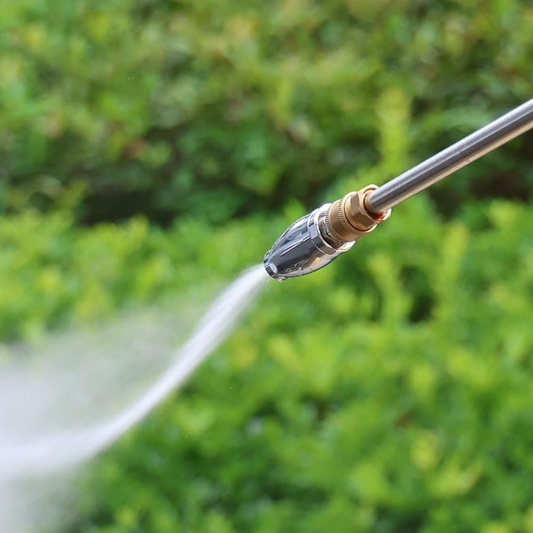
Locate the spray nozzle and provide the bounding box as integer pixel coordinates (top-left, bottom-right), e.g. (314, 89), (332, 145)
(263, 185), (391, 281)
(264, 99), (533, 280)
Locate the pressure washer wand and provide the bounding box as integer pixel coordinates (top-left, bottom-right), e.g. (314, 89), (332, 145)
(264, 98), (533, 281)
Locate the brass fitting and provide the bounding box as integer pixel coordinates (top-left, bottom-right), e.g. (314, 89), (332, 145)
(327, 184), (391, 243)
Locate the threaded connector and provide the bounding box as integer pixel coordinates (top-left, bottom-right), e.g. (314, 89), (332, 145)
(326, 184), (391, 244)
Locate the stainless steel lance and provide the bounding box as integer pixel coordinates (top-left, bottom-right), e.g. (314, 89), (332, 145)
(366, 97), (533, 214)
(264, 98), (533, 281)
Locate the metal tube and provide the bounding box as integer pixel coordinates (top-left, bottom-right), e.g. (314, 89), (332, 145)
(366, 98), (533, 214)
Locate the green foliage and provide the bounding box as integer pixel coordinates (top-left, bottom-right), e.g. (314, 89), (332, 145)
(3, 199), (533, 532)
(1, 0), (533, 223)
(3, 1), (533, 530)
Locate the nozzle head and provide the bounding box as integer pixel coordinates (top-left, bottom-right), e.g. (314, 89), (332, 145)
(263, 204), (354, 281)
(263, 185), (392, 281)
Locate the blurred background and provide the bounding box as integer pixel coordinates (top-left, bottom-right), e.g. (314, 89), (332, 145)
(2, 0), (533, 531)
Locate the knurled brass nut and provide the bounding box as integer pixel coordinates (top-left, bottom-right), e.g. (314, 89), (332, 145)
(346, 186), (380, 231)
(326, 184), (391, 243)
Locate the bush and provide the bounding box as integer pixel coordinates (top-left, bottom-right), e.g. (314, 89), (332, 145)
(2, 197), (533, 532)
(1, 0), (533, 223)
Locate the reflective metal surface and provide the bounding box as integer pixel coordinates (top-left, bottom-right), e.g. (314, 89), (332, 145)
(366, 98), (533, 214)
(263, 204), (354, 281)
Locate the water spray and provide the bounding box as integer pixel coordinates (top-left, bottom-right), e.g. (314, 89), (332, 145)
(264, 98), (533, 281)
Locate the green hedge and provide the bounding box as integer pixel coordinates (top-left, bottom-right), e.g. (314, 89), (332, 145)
(2, 0), (533, 223)
(2, 198), (533, 532)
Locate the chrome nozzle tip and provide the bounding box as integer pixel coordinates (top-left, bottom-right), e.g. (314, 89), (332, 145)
(263, 253), (285, 282)
(262, 204), (354, 281)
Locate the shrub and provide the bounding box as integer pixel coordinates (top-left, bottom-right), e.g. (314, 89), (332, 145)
(2, 197), (533, 532)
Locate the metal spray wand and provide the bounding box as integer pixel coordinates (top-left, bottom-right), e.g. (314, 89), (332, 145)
(264, 98), (533, 281)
